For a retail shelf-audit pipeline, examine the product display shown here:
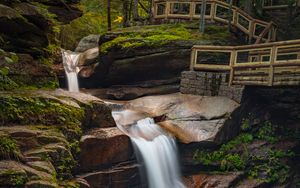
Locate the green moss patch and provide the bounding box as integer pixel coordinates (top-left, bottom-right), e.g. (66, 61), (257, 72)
(100, 23), (230, 53)
(0, 96), (84, 126)
(0, 169), (28, 187)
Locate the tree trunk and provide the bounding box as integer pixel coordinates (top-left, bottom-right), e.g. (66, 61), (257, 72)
(133, 0), (140, 20)
(123, 0), (130, 27)
(199, 0), (207, 33)
(107, 0), (112, 31)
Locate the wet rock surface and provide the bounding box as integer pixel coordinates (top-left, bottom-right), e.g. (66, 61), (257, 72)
(79, 127), (134, 172)
(111, 93), (240, 144)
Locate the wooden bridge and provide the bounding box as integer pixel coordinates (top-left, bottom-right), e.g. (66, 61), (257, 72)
(190, 39), (300, 86)
(152, 0), (277, 44)
(262, 0), (300, 10)
(151, 0), (300, 87)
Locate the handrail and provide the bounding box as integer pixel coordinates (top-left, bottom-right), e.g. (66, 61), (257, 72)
(152, 0), (277, 44)
(190, 39), (300, 86)
(262, 0), (300, 10)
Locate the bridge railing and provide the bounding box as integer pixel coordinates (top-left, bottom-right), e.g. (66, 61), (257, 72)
(190, 39), (300, 86)
(262, 0), (300, 10)
(152, 0), (277, 44)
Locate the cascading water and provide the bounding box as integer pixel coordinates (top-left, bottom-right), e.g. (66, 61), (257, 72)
(62, 50), (81, 92)
(128, 117), (186, 188)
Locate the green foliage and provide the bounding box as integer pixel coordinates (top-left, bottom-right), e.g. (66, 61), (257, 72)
(248, 150), (295, 183)
(60, 12), (107, 49)
(256, 121), (278, 143)
(194, 118), (296, 185)
(0, 135), (20, 160)
(194, 133), (253, 171)
(69, 140), (80, 157)
(56, 155), (77, 180)
(0, 170), (28, 186)
(0, 75), (18, 90)
(0, 96), (84, 126)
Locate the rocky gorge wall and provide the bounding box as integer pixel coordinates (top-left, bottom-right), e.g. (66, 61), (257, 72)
(0, 0), (82, 90)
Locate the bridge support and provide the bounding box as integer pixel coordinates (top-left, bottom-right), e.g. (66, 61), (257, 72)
(180, 71), (244, 103)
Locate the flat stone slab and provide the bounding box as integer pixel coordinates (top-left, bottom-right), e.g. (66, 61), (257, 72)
(111, 93), (239, 144)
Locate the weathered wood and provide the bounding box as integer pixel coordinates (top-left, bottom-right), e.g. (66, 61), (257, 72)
(152, 0), (275, 44)
(190, 38), (300, 86)
(232, 80), (268, 86)
(193, 64), (231, 71)
(268, 46), (276, 86)
(233, 76), (269, 81)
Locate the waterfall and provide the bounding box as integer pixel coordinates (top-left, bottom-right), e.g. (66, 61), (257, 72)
(62, 50), (80, 92)
(129, 117), (186, 188)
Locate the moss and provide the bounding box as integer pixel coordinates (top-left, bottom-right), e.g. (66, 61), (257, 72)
(0, 169), (28, 187)
(0, 75), (18, 91)
(99, 23), (231, 54)
(100, 24), (202, 53)
(0, 135), (21, 160)
(56, 154), (77, 180)
(59, 179), (80, 188)
(0, 96), (84, 126)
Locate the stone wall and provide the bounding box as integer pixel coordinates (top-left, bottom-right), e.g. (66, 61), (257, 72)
(180, 71), (244, 103)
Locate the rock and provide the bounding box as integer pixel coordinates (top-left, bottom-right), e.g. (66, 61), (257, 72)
(26, 161), (56, 175)
(76, 177), (91, 188)
(77, 47), (100, 78)
(0, 53), (57, 89)
(25, 180), (57, 188)
(0, 160), (55, 185)
(0, 4), (48, 55)
(78, 163), (142, 188)
(76, 35), (101, 52)
(235, 179), (268, 188)
(85, 84), (179, 100)
(79, 40), (199, 88)
(79, 127), (133, 172)
(184, 172), (244, 188)
(0, 89), (115, 128)
(47, 5), (82, 24)
(112, 93), (240, 144)
(14, 3), (49, 31)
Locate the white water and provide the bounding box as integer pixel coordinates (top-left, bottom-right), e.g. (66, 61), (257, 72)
(129, 117), (186, 188)
(62, 50), (80, 92)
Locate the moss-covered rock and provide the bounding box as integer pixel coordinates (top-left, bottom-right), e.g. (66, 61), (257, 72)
(0, 90), (116, 186)
(99, 23), (231, 54)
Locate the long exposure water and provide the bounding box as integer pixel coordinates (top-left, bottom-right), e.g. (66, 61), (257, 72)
(128, 117), (186, 188)
(62, 50), (80, 92)
(62, 50), (186, 187)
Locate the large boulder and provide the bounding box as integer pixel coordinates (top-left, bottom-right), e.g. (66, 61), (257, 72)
(80, 41), (195, 88)
(0, 4), (48, 55)
(111, 93), (240, 144)
(78, 163), (142, 188)
(79, 127), (134, 172)
(75, 34), (101, 52)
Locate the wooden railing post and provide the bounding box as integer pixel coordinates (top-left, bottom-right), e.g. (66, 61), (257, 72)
(248, 21), (254, 44)
(211, 2), (216, 21)
(190, 2), (196, 20)
(229, 50), (237, 86)
(268, 45), (277, 86)
(165, 1), (170, 20)
(190, 48), (196, 71)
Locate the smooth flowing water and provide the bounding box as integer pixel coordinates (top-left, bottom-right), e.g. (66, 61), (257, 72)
(62, 50), (80, 92)
(128, 117), (186, 188)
